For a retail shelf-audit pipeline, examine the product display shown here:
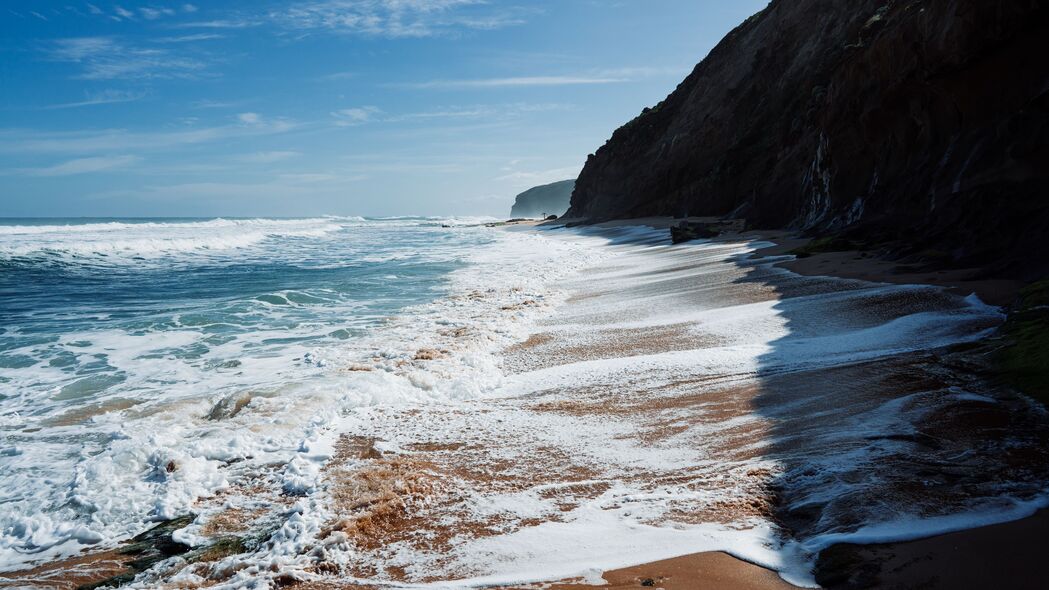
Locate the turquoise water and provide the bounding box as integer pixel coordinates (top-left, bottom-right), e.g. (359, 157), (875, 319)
(0, 217), (491, 414)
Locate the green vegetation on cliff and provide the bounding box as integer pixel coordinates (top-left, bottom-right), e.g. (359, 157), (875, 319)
(999, 279), (1049, 405)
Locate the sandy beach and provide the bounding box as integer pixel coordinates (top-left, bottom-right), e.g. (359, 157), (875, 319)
(533, 506), (1049, 590)
(3, 221), (1047, 589)
(527, 220), (1048, 590)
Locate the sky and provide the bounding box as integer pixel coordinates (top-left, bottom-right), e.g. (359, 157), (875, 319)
(0, 1), (767, 218)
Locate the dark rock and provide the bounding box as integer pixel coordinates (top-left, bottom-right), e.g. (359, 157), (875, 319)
(206, 392), (252, 421)
(77, 515), (195, 590)
(568, 0), (1049, 279)
(670, 221), (719, 244)
(789, 235), (863, 258)
(510, 179), (575, 218)
(545, 214), (558, 221)
(184, 536), (248, 564)
(120, 515), (194, 564)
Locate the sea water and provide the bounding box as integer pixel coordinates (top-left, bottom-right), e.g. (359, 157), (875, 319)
(0, 217), (604, 570)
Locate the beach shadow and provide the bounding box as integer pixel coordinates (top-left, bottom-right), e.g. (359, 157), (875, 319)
(724, 240), (1049, 580)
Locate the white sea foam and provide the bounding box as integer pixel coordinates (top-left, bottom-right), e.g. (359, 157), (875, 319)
(0, 217), (349, 261)
(0, 220), (610, 573)
(252, 227), (1035, 589)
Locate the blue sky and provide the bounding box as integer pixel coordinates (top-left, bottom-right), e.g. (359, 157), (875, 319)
(0, 1), (766, 217)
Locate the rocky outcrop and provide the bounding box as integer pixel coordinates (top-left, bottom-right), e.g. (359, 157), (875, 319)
(569, 0), (1049, 278)
(510, 179), (575, 218)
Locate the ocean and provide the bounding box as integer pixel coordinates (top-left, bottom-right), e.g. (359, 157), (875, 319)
(0, 217), (605, 571)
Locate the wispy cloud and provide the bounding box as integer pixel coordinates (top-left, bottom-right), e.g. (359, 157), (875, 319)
(319, 70), (357, 81)
(394, 66), (688, 90)
(86, 4), (183, 22)
(0, 118), (297, 155)
(139, 7), (176, 20)
(154, 33), (225, 43)
(279, 172), (357, 183)
(191, 99), (241, 109)
(268, 0), (528, 38)
(44, 89), (147, 110)
(94, 176), (363, 202)
(331, 106), (381, 126)
(398, 75), (629, 89)
(172, 18), (261, 29)
(14, 155), (141, 177)
(48, 36), (206, 80)
(237, 151), (301, 163)
(494, 164), (582, 186)
(385, 102), (571, 122)
(598, 65), (693, 78)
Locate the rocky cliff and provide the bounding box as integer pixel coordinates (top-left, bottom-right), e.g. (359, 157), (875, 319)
(510, 179), (575, 218)
(569, 0), (1049, 278)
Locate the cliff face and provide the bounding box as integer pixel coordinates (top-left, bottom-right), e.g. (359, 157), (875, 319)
(569, 0), (1049, 277)
(510, 179), (575, 218)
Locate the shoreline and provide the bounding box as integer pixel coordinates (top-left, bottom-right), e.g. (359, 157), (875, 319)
(752, 235), (1022, 308)
(533, 551), (798, 590)
(3, 218), (1047, 589)
(535, 510), (1049, 590)
(549, 216), (1024, 306)
(529, 217), (1048, 589)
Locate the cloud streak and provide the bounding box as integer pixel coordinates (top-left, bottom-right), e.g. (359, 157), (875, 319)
(494, 164), (582, 186)
(384, 102), (571, 121)
(44, 89), (147, 110)
(48, 36), (206, 80)
(397, 75), (629, 89)
(331, 106), (381, 126)
(393, 66), (688, 90)
(237, 151), (301, 163)
(154, 33), (225, 43)
(14, 155), (141, 177)
(268, 0), (527, 38)
(0, 118), (297, 155)
(172, 18), (261, 29)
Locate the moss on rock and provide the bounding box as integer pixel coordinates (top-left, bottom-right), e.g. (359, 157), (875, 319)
(998, 279), (1049, 405)
(789, 236), (863, 258)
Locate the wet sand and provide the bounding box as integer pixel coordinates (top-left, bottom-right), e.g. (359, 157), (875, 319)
(539, 552), (797, 590)
(524, 506), (1049, 590)
(815, 509), (1049, 589)
(557, 217), (1024, 305)
(0, 549), (130, 590)
(756, 237), (1022, 307)
(529, 218), (1046, 589)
